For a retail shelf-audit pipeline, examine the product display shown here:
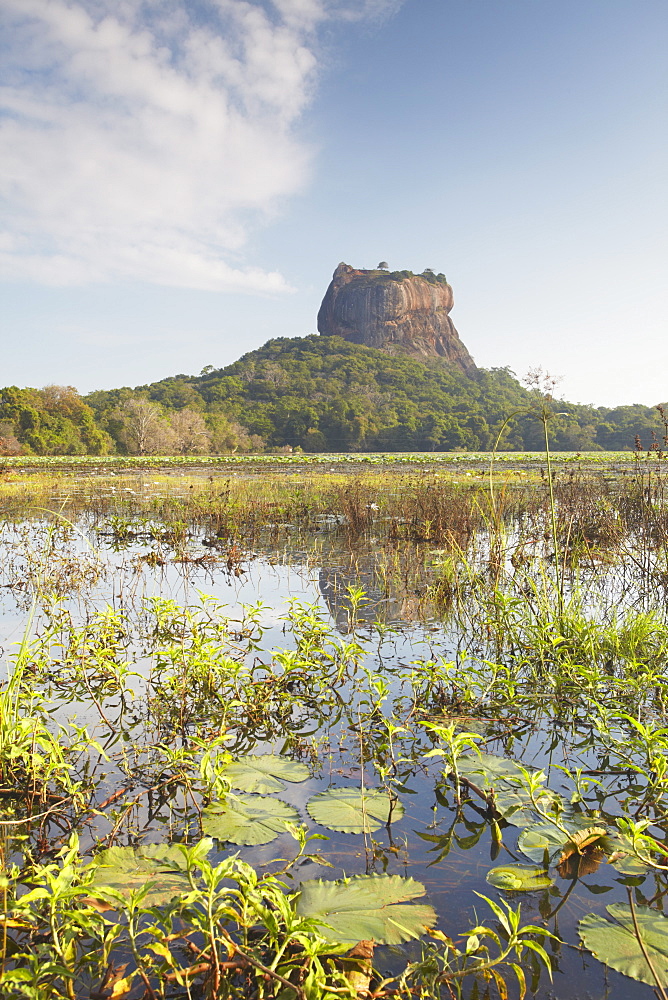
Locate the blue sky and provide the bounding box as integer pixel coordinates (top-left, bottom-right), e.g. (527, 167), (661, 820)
(1, 0), (666, 406)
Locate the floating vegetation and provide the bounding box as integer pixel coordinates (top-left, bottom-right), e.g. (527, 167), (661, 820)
(294, 874), (437, 945)
(306, 786), (403, 834)
(485, 865), (553, 891)
(579, 903), (668, 990)
(202, 794), (301, 846)
(224, 754), (310, 793)
(1, 457), (668, 997)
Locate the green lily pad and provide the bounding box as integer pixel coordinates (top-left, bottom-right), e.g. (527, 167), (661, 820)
(225, 755), (310, 794)
(306, 787), (404, 834)
(492, 784), (562, 828)
(455, 753), (562, 827)
(486, 864), (553, 891)
(456, 753), (526, 785)
(202, 794), (300, 846)
(296, 874), (437, 945)
(579, 903), (668, 988)
(87, 843), (198, 907)
(518, 815), (607, 865)
(606, 829), (652, 876)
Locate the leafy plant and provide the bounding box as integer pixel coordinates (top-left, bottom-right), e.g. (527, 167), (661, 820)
(399, 893), (557, 999)
(517, 816), (607, 865)
(306, 787), (403, 834)
(452, 752), (562, 826)
(421, 721), (483, 804)
(579, 902), (668, 992)
(295, 873), (437, 945)
(86, 842), (197, 907)
(485, 865), (553, 891)
(224, 754), (310, 793)
(202, 794), (301, 845)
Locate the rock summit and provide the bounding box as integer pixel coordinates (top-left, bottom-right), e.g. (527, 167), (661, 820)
(317, 263), (476, 375)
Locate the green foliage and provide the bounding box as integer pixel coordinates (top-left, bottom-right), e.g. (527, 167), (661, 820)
(0, 385), (112, 455)
(87, 843), (196, 907)
(306, 786), (403, 833)
(485, 865), (553, 891)
(225, 754), (310, 793)
(453, 753), (562, 826)
(295, 874), (437, 945)
(3, 337), (664, 454)
(85, 336), (662, 454)
(202, 793), (301, 845)
(517, 817), (607, 865)
(579, 903), (668, 989)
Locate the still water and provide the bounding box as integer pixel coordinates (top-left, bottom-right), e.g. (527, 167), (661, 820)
(0, 498), (657, 1000)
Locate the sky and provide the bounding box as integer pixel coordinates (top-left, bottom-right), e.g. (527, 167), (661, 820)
(1, 0), (666, 407)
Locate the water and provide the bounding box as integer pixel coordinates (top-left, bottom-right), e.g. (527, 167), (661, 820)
(0, 498), (660, 999)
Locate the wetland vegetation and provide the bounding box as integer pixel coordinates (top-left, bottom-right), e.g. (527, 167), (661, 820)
(2, 452), (668, 998)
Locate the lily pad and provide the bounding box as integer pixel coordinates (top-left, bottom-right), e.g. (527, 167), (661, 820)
(518, 814), (606, 865)
(558, 826), (608, 863)
(456, 753), (526, 785)
(455, 753), (562, 827)
(486, 864), (553, 891)
(202, 794), (300, 846)
(579, 903), (668, 988)
(225, 755), (310, 794)
(306, 787), (403, 834)
(296, 874), (437, 945)
(492, 783), (562, 828)
(606, 829), (652, 876)
(87, 843), (196, 907)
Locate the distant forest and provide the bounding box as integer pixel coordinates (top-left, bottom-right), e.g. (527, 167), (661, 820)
(0, 335), (664, 455)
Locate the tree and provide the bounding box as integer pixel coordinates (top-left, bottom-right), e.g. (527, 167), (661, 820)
(377, 261), (389, 270)
(0, 420), (21, 455)
(205, 413), (264, 454)
(116, 399), (174, 455)
(170, 408), (211, 454)
(39, 385), (88, 421)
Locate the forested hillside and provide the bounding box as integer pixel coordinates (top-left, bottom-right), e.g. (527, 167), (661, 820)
(0, 336), (663, 455)
(84, 335), (664, 455)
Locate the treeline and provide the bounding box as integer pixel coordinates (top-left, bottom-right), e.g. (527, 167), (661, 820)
(0, 386), (262, 457)
(86, 336), (666, 454)
(1, 336), (665, 455)
(0, 385), (110, 456)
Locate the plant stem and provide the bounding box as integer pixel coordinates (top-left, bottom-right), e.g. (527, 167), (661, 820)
(627, 888), (668, 1000)
(542, 411), (562, 620)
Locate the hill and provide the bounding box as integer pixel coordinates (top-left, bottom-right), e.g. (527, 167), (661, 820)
(82, 335), (664, 455)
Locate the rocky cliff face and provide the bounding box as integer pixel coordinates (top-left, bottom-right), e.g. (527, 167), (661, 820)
(317, 263), (477, 375)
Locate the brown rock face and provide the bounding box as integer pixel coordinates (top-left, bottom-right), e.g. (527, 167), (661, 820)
(317, 263), (476, 375)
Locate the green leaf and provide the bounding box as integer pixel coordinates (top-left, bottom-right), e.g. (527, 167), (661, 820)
(492, 785), (562, 828)
(606, 829), (652, 876)
(225, 755), (310, 794)
(517, 815), (604, 864)
(296, 874), (437, 945)
(455, 753), (562, 827)
(87, 843), (196, 907)
(202, 794), (300, 846)
(456, 753), (526, 784)
(486, 865), (553, 891)
(579, 903), (668, 988)
(306, 787), (404, 834)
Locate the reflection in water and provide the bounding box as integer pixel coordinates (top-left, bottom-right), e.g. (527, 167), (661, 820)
(0, 512), (658, 999)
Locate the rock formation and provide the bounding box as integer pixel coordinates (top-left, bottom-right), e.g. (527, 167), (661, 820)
(317, 263), (477, 375)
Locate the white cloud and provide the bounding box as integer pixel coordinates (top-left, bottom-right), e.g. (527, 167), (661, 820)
(0, 0), (398, 292)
